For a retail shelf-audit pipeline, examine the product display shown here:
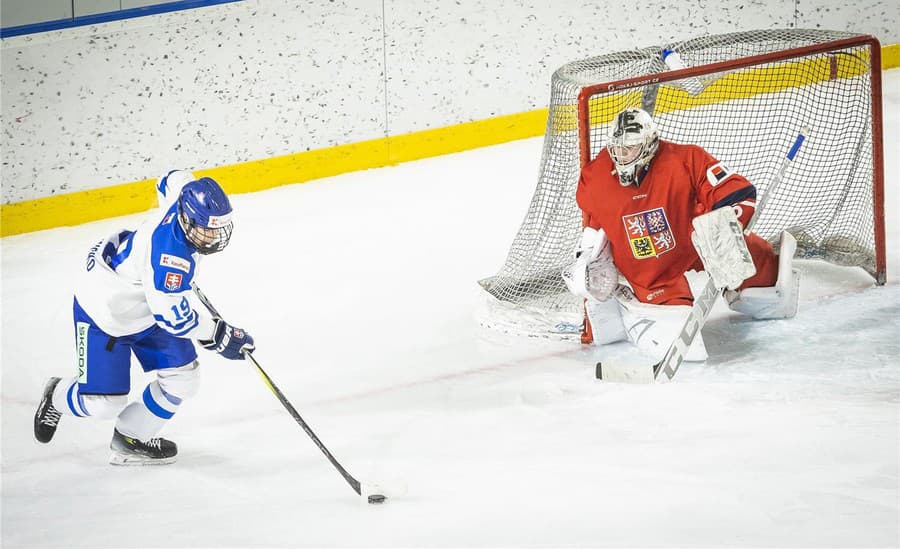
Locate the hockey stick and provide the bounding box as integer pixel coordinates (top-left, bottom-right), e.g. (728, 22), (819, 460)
(596, 129), (808, 382)
(192, 285), (387, 504)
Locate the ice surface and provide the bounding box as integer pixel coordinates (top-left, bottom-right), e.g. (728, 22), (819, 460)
(2, 71), (898, 548)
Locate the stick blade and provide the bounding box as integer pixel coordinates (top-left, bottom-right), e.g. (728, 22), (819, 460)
(360, 480), (407, 505)
(595, 361), (656, 384)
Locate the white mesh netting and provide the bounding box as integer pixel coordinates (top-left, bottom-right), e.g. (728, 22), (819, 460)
(478, 29), (883, 339)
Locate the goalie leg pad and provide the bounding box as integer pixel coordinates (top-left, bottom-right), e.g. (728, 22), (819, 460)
(737, 232), (779, 290)
(585, 291), (627, 345)
(616, 286), (708, 362)
(726, 231), (800, 319)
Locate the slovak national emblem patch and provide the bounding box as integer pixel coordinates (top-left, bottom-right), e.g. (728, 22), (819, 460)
(164, 271), (183, 291)
(622, 207), (676, 259)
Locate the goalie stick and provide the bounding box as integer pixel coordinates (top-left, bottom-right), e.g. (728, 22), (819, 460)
(597, 129), (808, 382)
(192, 285), (387, 505)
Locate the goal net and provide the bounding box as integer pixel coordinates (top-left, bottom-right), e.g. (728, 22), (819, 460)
(478, 29), (885, 340)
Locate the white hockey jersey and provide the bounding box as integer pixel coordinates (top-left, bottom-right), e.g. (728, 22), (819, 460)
(73, 170), (217, 339)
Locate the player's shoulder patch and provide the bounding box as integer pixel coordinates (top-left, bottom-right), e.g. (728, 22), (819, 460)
(163, 271), (185, 291)
(159, 253), (191, 273)
(149, 210), (196, 293)
(706, 161), (734, 187)
(151, 247), (195, 293)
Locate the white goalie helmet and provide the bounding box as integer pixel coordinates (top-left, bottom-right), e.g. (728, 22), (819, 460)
(606, 108), (660, 186)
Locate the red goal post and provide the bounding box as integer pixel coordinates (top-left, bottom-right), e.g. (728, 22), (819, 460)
(479, 30), (885, 341)
(577, 34), (885, 284)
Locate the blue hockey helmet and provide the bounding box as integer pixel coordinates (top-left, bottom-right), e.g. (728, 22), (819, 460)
(176, 177), (234, 254)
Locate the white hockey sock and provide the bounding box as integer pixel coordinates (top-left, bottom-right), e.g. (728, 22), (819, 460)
(51, 377), (128, 419)
(51, 377), (85, 417)
(115, 380), (182, 441)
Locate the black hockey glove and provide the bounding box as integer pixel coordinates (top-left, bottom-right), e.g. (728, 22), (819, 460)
(200, 318), (255, 360)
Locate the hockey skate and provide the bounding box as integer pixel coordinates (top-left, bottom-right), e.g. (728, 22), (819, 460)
(34, 377), (63, 443)
(109, 429), (177, 466)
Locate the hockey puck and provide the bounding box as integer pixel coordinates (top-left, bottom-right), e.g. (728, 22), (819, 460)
(367, 494), (386, 504)
(595, 361), (603, 379)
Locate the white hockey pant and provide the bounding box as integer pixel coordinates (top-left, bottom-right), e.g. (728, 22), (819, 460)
(586, 286), (708, 362)
(726, 231), (800, 320)
(52, 361), (200, 441)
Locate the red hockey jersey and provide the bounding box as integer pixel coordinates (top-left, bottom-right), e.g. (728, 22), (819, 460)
(577, 140), (768, 305)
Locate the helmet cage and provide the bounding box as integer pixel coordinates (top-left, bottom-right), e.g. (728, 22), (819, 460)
(175, 177), (234, 255)
(177, 209), (233, 254)
(606, 109), (660, 186)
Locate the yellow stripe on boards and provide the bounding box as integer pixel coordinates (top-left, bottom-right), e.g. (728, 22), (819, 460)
(0, 109), (548, 237)
(0, 180), (159, 237)
(387, 109), (548, 164)
(1, 43), (897, 238)
(884, 43), (900, 69)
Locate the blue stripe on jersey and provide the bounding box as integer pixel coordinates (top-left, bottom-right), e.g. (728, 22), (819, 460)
(142, 386), (175, 419)
(712, 185), (757, 211)
(105, 231), (136, 271)
(157, 170), (172, 197)
(150, 204), (197, 294)
(153, 310), (199, 336)
(157, 169), (182, 199)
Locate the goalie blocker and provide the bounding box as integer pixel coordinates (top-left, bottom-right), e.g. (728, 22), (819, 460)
(691, 206), (756, 291)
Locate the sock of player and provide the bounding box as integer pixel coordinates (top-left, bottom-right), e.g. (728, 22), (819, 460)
(115, 380), (181, 441)
(51, 377), (129, 418)
(52, 377), (89, 417)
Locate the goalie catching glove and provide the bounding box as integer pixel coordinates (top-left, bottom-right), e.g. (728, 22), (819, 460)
(200, 319), (255, 360)
(691, 206), (756, 290)
(562, 227), (618, 302)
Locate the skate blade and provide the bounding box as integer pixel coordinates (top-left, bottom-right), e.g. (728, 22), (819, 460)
(109, 452), (177, 466)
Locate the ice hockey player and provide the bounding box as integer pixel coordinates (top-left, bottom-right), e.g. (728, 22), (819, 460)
(33, 170), (255, 465)
(563, 108), (800, 361)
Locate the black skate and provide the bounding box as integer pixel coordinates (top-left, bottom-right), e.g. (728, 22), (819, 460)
(109, 429), (178, 466)
(34, 377), (62, 443)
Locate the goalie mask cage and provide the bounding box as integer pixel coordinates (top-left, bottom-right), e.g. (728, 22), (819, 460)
(478, 29), (885, 340)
